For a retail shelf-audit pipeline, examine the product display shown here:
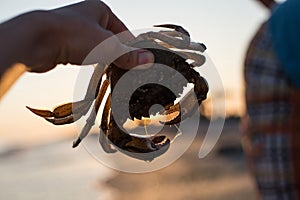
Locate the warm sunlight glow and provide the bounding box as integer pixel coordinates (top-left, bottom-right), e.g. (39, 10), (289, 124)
(0, 63), (27, 100)
(0, 0), (267, 147)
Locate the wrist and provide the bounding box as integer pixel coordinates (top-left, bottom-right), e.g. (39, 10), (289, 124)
(21, 10), (60, 72)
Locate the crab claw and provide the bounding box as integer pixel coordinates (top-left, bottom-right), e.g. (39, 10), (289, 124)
(154, 24), (190, 37)
(152, 24), (206, 52)
(26, 99), (94, 125)
(159, 88), (199, 125)
(120, 135), (171, 161)
(26, 105), (78, 126)
(124, 135), (170, 153)
(26, 102), (74, 118)
(26, 106), (54, 118)
(109, 121), (170, 161)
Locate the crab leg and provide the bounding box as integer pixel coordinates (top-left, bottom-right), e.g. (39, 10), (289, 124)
(156, 40), (206, 53)
(137, 31), (190, 49)
(26, 64), (107, 125)
(26, 107), (54, 118)
(98, 95), (117, 153)
(26, 100), (89, 125)
(162, 72), (208, 125)
(136, 24), (206, 52)
(155, 24), (207, 52)
(140, 30), (206, 52)
(175, 51), (206, 67)
(162, 89), (198, 125)
(154, 24), (190, 44)
(192, 72), (209, 104)
(84, 64), (107, 100)
(189, 42), (206, 52)
(155, 30), (182, 38)
(100, 95), (111, 133)
(154, 24), (190, 35)
(72, 78), (110, 148)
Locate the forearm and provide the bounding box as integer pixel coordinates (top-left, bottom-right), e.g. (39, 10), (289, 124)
(0, 12), (38, 99)
(0, 20), (21, 77)
(0, 0), (154, 79)
(0, 10), (56, 77)
(0, 29), (29, 96)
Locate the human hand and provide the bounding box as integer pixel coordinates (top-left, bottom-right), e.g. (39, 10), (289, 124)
(256, 0), (276, 10)
(0, 0), (154, 73)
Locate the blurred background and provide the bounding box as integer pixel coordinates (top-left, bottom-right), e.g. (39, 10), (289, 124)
(0, 0), (283, 199)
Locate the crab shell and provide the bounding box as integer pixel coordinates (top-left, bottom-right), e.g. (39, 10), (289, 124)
(26, 24), (209, 161)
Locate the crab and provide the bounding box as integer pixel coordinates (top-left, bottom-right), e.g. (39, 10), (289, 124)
(27, 24), (209, 161)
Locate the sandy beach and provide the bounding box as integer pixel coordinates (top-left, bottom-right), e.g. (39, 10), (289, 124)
(0, 119), (257, 200)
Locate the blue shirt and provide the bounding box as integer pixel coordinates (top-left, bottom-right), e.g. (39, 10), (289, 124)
(269, 0), (300, 88)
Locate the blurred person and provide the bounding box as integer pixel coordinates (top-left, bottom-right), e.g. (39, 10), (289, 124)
(242, 0), (300, 199)
(0, 0), (154, 98)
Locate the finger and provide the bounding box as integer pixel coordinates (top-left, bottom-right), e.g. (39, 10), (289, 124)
(83, 0), (135, 41)
(113, 48), (154, 70)
(86, 1), (135, 43)
(54, 0), (134, 42)
(66, 26), (153, 70)
(52, 1), (153, 69)
(89, 28), (154, 69)
(105, 9), (135, 42)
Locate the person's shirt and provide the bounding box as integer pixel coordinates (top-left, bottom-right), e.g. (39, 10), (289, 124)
(269, 0), (300, 88)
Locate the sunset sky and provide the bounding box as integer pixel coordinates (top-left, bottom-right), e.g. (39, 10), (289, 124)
(0, 0), (277, 147)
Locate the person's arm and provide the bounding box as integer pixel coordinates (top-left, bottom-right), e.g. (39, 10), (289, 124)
(0, 0), (154, 99)
(0, 11), (47, 75)
(0, 0), (154, 75)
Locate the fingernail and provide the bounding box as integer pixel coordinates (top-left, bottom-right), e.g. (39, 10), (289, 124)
(138, 50), (154, 65)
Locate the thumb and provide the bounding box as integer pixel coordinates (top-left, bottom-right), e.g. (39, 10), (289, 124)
(81, 31), (154, 69)
(113, 48), (155, 70)
(97, 27), (154, 69)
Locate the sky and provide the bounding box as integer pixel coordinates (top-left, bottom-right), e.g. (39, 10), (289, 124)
(0, 0), (275, 147)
